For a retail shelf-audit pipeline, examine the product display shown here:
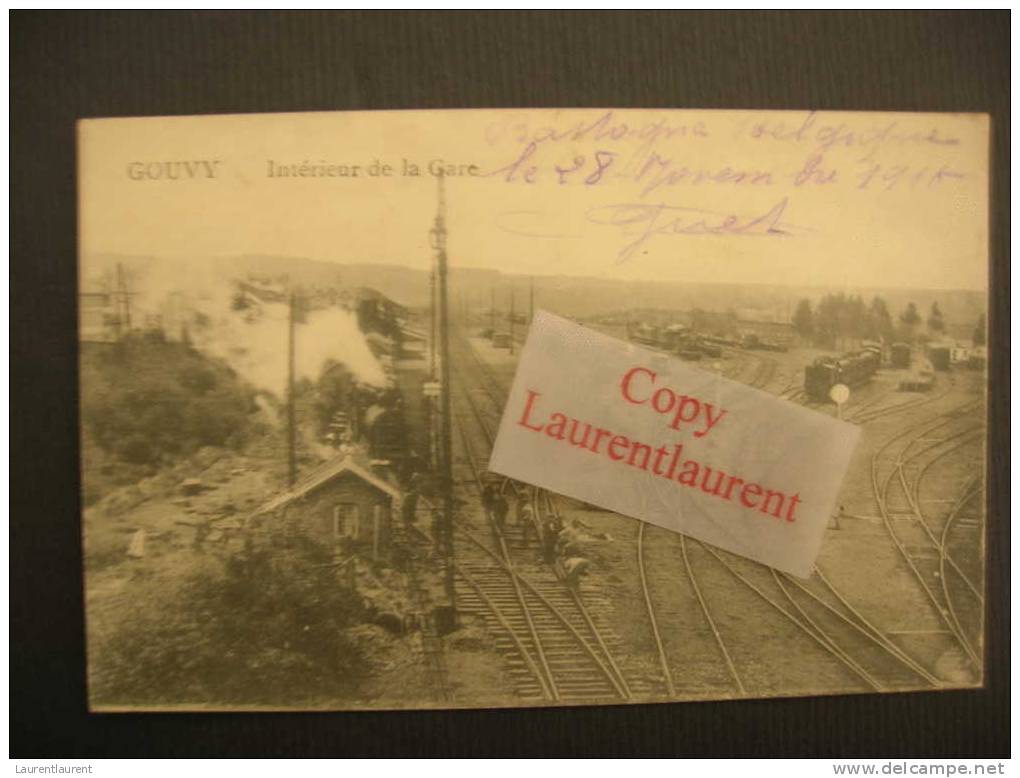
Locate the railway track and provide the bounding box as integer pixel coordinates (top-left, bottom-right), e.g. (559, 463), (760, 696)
(747, 355), (778, 389)
(938, 477), (985, 651)
(628, 364), (978, 694)
(869, 400), (986, 674)
(654, 531), (927, 695)
(685, 531), (957, 693)
(636, 521), (748, 697)
(777, 563), (943, 688)
(715, 374), (986, 689)
(444, 334), (635, 703)
(459, 328), (925, 697)
(450, 327), (984, 697)
(631, 483), (951, 696)
(635, 521), (677, 696)
(849, 372), (958, 425)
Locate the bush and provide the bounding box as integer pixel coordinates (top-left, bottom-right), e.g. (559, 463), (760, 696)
(81, 335), (258, 471)
(88, 543), (367, 707)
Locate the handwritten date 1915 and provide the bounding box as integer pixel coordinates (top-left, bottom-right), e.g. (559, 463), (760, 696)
(585, 198), (797, 263)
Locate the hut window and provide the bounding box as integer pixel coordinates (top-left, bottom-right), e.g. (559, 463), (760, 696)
(332, 503), (360, 540)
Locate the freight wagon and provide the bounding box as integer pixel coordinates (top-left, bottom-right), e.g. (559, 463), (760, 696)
(926, 344), (952, 372)
(804, 346), (882, 402)
(891, 343), (912, 369)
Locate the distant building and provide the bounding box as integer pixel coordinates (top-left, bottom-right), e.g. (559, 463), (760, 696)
(737, 318), (795, 340)
(252, 456), (402, 562)
(81, 265), (134, 342)
(950, 344), (972, 364)
(690, 309), (737, 336)
(735, 307), (788, 324)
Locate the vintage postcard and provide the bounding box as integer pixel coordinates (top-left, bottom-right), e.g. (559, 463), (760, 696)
(78, 109), (989, 710)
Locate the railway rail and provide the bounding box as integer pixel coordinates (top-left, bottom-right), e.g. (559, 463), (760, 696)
(849, 372), (958, 425)
(869, 400), (985, 671)
(444, 333), (635, 703)
(621, 347), (976, 695)
(447, 325), (984, 698)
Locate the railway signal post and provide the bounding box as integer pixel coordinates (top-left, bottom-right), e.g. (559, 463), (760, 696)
(287, 289), (298, 487)
(509, 289), (515, 356)
(429, 171), (457, 626)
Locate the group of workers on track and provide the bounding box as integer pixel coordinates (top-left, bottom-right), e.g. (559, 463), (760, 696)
(402, 473), (592, 591)
(481, 481), (591, 590)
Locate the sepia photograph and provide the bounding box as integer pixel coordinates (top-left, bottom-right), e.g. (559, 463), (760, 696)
(77, 108), (989, 711)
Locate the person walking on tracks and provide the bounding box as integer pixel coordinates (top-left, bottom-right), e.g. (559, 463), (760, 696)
(512, 484), (527, 525)
(402, 486), (420, 526)
(519, 501), (536, 547)
(541, 516), (561, 564)
(481, 483), (497, 514)
(490, 489), (509, 537)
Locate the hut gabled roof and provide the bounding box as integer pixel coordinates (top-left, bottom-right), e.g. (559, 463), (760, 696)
(252, 455), (401, 517)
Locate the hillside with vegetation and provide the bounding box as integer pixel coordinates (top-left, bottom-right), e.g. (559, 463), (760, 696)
(80, 331), (261, 505)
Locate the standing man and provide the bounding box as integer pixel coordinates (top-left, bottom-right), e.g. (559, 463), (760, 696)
(541, 517), (560, 564)
(491, 489), (509, 537)
(481, 483), (496, 514)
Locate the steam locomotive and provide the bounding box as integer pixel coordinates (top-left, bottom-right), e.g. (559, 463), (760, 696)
(804, 345), (882, 402)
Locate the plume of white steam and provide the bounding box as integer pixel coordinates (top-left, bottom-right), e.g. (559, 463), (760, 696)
(201, 301), (388, 397)
(97, 256), (387, 398)
(295, 306), (388, 390)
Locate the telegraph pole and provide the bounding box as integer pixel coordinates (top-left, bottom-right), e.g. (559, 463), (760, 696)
(112, 262), (133, 338)
(508, 289), (515, 356)
(426, 256), (438, 474)
(429, 268), (437, 380)
(431, 172), (457, 621)
(490, 288), (496, 335)
(287, 290), (298, 488)
(117, 263), (132, 332)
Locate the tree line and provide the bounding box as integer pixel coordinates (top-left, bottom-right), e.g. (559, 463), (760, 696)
(791, 294), (984, 349)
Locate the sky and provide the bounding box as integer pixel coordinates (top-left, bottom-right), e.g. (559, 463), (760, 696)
(79, 108), (989, 291)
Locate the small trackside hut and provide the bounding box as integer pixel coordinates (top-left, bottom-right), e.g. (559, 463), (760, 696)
(253, 456), (402, 562)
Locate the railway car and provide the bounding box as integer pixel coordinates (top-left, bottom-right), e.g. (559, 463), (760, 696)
(804, 348), (881, 401)
(967, 346), (987, 370)
(664, 331), (703, 358)
(860, 340), (885, 364)
(861, 343), (883, 364)
(926, 344), (952, 372)
(703, 334), (740, 349)
(678, 334), (722, 358)
(758, 338), (790, 353)
(696, 340), (722, 358)
(741, 333), (762, 350)
(900, 365), (935, 392)
(491, 331), (512, 349)
(631, 324), (661, 349)
(660, 324), (690, 351)
(890, 342), (911, 369)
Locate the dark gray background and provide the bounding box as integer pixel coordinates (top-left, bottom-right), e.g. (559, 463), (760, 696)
(10, 10), (1009, 757)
